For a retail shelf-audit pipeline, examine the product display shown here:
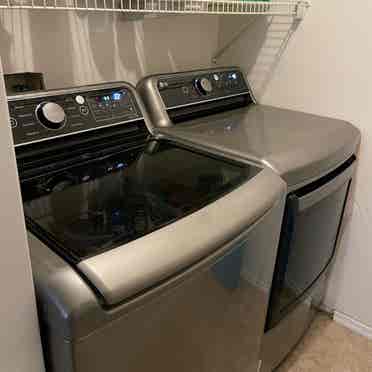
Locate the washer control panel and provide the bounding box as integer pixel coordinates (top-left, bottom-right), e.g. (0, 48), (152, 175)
(8, 85), (142, 146)
(158, 69), (249, 108)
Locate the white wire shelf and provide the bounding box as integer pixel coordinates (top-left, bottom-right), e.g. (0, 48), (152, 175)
(0, 0), (310, 17)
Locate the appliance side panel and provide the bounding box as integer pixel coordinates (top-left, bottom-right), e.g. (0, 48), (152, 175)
(0, 58), (45, 372)
(38, 323), (75, 372)
(72, 195), (285, 372)
(261, 275), (327, 372)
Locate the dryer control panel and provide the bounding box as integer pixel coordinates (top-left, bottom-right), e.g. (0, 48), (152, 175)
(158, 69), (250, 109)
(8, 83), (143, 146)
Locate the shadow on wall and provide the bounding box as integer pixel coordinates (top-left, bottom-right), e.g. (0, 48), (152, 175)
(0, 17), (12, 71)
(0, 10), (218, 89)
(0, 10), (35, 72)
(216, 15), (300, 100)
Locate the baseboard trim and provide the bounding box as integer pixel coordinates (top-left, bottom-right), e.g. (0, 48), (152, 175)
(319, 302), (334, 315)
(333, 311), (372, 340)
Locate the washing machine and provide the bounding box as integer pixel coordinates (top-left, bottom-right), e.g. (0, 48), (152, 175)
(8, 81), (286, 372)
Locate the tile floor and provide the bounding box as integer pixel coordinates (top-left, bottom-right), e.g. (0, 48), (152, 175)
(277, 313), (372, 372)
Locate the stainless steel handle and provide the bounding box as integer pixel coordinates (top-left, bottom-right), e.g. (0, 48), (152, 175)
(297, 160), (356, 212)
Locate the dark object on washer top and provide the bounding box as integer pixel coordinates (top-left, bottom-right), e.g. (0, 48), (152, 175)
(5, 72), (45, 95)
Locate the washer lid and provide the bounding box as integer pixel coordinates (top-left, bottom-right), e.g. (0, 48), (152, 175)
(158, 105), (361, 188)
(23, 140), (259, 263)
(22, 140), (285, 305)
(77, 166), (284, 306)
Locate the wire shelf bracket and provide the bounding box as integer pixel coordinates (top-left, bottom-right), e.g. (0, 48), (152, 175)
(294, 0), (309, 20)
(212, 0), (310, 63)
(0, 0), (311, 17)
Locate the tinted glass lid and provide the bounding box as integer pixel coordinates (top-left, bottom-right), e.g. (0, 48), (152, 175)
(22, 140), (260, 263)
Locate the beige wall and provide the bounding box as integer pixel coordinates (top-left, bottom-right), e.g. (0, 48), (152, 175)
(218, 3), (372, 328)
(0, 10), (218, 88)
(0, 59), (45, 372)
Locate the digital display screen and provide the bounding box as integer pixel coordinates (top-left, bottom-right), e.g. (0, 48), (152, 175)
(112, 92), (122, 101)
(228, 72), (238, 80)
(95, 91), (125, 103)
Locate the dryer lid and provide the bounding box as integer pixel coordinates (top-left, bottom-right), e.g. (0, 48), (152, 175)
(159, 104), (361, 188)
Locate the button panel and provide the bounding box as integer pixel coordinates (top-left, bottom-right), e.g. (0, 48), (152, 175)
(158, 70), (250, 109)
(8, 87), (142, 146)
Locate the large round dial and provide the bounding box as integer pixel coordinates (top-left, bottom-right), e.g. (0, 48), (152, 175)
(36, 102), (66, 130)
(194, 77), (213, 95)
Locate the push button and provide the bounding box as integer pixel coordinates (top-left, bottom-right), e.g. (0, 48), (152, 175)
(158, 81), (168, 90)
(10, 117), (17, 128)
(79, 106), (89, 116)
(182, 86), (190, 95)
(75, 95), (85, 105)
(22, 122), (37, 128)
(17, 113), (33, 119)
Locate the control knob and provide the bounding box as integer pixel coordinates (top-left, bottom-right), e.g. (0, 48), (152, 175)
(194, 77), (213, 95)
(36, 102), (66, 130)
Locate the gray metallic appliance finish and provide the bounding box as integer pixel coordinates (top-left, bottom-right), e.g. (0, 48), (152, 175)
(12, 82), (287, 309)
(261, 160), (356, 371)
(78, 166), (284, 306)
(8, 81), (153, 147)
(138, 68), (360, 190)
(14, 82), (288, 372)
(159, 106), (360, 190)
(30, 175), (286, 372)
(296, 160), (355, 212)
(260, 276), (326, 372)
(137, 66), (256, 129)
(137, 67), (361, 372)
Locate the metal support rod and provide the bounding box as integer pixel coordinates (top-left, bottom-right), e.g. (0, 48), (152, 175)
(212, 0), (310, 63)
(212, 16), (260, 63)
(295, 0), (310, 20)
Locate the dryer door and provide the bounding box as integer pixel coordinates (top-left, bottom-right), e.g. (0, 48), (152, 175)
(265, 156), (356, 331)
